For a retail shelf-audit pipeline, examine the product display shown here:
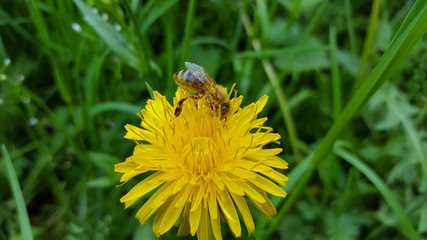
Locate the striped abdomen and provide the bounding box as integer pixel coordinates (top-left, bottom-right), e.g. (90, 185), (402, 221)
(173, 70), (208, 94)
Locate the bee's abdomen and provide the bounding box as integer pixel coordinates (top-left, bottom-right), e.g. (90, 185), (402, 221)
(173, 70), (204, 92)
(174, 70), (196, 83)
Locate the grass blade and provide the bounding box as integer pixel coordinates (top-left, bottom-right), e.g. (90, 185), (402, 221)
(240, 7), (302, 162)
(258, 154), (313, 235)
(344, 0), (357, 55)
(263, 2), (427, 238)
(140, 0), (179, 33)
(235, 46), (329, 58)
(180, 0), (196, 65)
(255, 0), (270, 43)
(311, 1), (427, 168)
(24, 0), (72, 104)
(388, 94), (427, 189)
(334, 143), (420, 240)
(353, 0), (383, 91)
(2, 145), (34, 240)
(329, 26), (342, 119)
(73, 0), (142, 71)
(145, 82), (155, 99)
(89, 101), (143, 117)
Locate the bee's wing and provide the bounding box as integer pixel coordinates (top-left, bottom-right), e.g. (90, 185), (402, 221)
(201, 65), (217, 85)
(185, 62), (204, 73)
(185, 62), (217, 95)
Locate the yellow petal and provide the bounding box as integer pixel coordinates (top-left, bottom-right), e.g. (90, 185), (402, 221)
(222, 175), (245, 196)
(158, 189), (188, 235)
(118, 169), (147, 183)
(177, 202), (191, 236)
(264, 156), (289, 169)
(249, 117), (268, 129)
(246, 183), (277, 218)
(246, 174), (287, 197)
(150, 180), (180, 209)
(251, 132), (281, 146)
(189, 197), (202, 236)
(175, 183), (193, 208)
(237, 179), (266, 203)
(258, 169), (289, 186)
(208, 184), (218, 220)
(152, 195), (173, 237)
(196, 205), (211, 240)
(217, 190), (241, 237)
(132, 144), (168, 158)
(135, 182), (172, 225)
(230, 192), (255, 236)
(124, 124), (150, 141)
(217, 189), (237, 223)
(120, 172), (166, 208)
(244, 154), (288, 169)
(191, 183), (207, 212)
(115, 161), (147, 183)
(210, 203), (222, 240)
(212, 171), (225, 191)
(114, 161), (138, 173)
(229, 168), (258, 180)
(237, 160), (288, 186)
(248, 148), (283, 157)
(173, 174), (191, 194)
(255, 95), (268, 114)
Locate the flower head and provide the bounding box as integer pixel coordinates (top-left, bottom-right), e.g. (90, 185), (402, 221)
(116, 87), (288, 239)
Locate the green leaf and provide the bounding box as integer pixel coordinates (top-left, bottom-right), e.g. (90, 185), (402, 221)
(236, 46), (329, 59)
(89, 101), (142, 117)
(180, 0), (196, 64)
(336, 49), (359, 76)
(89, 151), (121, 175)
(388, 89), (427, 191)
(335, 142), (420, 240)
(145, 82), (155, 99)
(87, 177), (116, 188)
(418, 203), (427, 233)
(2, 145), (34, 240)
(255, 0), (270, 43)
(310, 1), (427, 168)
(140, 0), (179, 33)
(73, 0), (141, 70)
(274, 38), (329, 72)
(325, 212), (360, 240)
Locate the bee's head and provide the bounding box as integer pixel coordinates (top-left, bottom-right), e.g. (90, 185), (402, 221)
(214, 85), (230, 119)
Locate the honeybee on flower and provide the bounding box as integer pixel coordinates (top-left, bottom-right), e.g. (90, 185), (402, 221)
(116, 63), (288, 239)
(173, 62), (230, 119)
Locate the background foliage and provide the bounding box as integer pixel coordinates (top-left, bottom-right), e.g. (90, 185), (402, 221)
(1, 0), (427, 239)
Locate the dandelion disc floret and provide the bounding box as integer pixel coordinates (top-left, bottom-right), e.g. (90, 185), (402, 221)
(115, 87), (288, 239)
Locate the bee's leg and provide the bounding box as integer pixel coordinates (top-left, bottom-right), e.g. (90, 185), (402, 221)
(207, 96), (213, 110)
(192, 94), (203, 109)
(174, 98), (187, 117)
(206, 96), (219, 116)
(175, 95), (201, 116)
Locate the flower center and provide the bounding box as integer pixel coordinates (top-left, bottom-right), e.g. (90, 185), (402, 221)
(181, 136), (219, 175)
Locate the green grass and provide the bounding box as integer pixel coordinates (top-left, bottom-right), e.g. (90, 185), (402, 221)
(1, 0), (427, 239)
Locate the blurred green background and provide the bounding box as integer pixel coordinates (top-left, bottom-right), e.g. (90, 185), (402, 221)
(1, 0), (427, 239)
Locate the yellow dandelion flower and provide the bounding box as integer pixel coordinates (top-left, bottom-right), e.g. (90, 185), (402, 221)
(115, 86), (288, 239)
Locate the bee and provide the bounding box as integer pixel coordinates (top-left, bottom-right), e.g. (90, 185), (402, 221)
(173, 62), (230, 119)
